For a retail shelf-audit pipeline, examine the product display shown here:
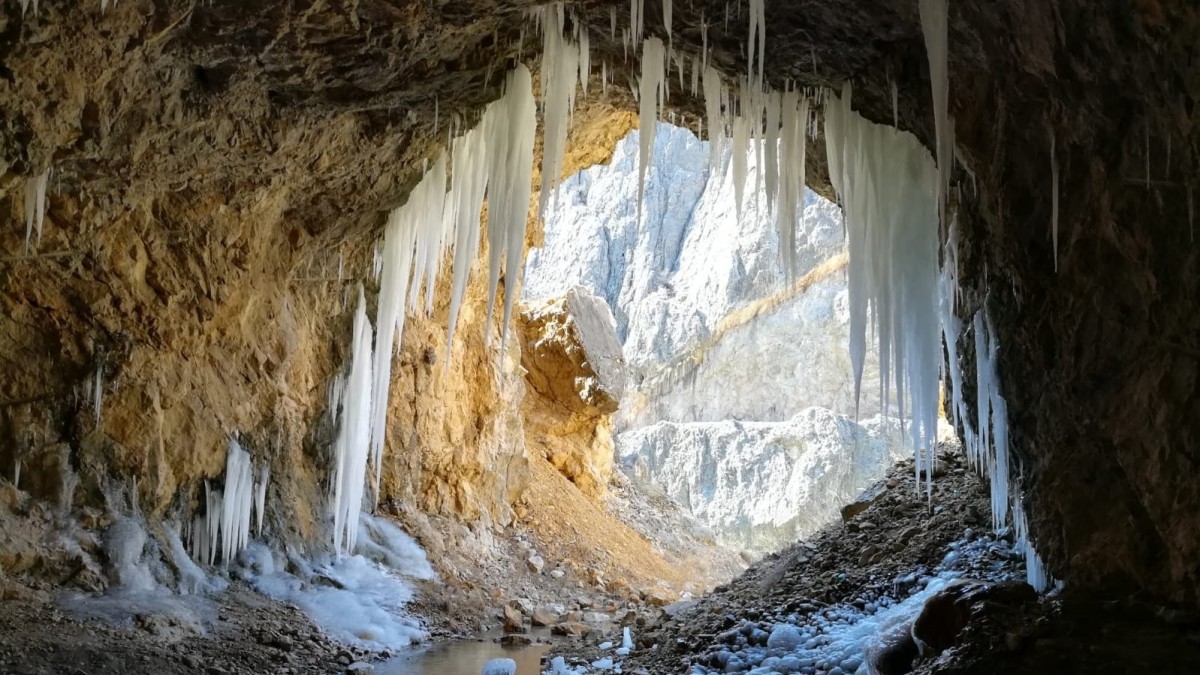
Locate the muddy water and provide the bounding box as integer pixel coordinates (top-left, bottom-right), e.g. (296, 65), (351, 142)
(379, 630), (552, 675)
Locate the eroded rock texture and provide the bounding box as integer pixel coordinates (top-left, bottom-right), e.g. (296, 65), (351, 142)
(0, 0), (1196, 603)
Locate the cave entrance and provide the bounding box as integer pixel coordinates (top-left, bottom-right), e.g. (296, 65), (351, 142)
(520, 121), (913, 562)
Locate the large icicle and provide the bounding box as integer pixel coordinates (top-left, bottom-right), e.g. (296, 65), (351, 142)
(919, 0), (951, 225)
(537, 4), (582, 222)
(702, 65), (725, 168)
(663, 0), (673, 44)
(731, 115), (749, 218)
(483, 65), (537, 350)
(331, 287), (374, 555)
(253, 465), (269, 537)
(823, 85), (941, 497)
(636, 38), (667, 219)
(746, 0), (765, 85)
(445, 126), (491, 353)
(776, 90), (809, 279)
(219, 439), (255, 566)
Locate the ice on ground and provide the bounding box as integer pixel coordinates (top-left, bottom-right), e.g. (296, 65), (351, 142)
(245, 515), (433, 652)
(483, 658), (518, 675)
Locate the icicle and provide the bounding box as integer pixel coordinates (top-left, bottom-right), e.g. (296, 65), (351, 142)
(763, 90), (781, 214)
(636, 38), (667, 220)
(433, 96), (440, 137)
(747, 0), (766, 85)
(610, 6), (617, 38)
(731, 115), (749, 218)
(13, 460), (20, 490)
(253, 466), (269, 537)
(331, 287), (374, 555)
(691, 54), (701, 96)
(578, 27), (591, 96)
(664, 0), (673, 44)
(630, 0), (644, 43)
(823, 85), (941, 498)
(92, 366), (104, 426)
(536, 4), (582, 222)
(701, 17), (709, 69)
(482, 65), (537, 350)
(777, 91), (808, 279)
(219, 438), (255, 565)
(23, 169), (49, 255)
(891, 78), (899, 130)
(1050, 127), (1059, 273)
(703, 65), (724, 167)
(919, 0), (951, 226)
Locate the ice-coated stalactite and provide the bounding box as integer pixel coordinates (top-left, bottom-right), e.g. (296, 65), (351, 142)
(578, 27), (591, 96)
(610, 5), (617, 38)
(445, 124), (491, 354)
(23, 169), (49, 255)
(331, 287), (374, 555)
(919, 0), (951, 225)
(636, 38), (667, 220)
(630, 0), (644, 44)
(763, 90), (781, 213)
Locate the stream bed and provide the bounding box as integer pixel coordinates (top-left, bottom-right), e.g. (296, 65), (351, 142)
(379, 629), (553, 675)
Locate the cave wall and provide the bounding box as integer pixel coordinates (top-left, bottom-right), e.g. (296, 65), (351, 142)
(1, 0), (1198, 602)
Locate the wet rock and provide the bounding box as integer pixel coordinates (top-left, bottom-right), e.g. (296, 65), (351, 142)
(503, 605), (526, 633)
(345, 663), (374, 674)
(499, 634), (532, 647)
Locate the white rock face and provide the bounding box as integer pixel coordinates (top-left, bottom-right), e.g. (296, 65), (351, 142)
(527, 123), (903, 554)
(618, 409), (910, 555)
(524, 123), (883, 425)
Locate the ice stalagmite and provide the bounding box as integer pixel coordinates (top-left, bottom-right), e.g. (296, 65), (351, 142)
(331, 287), (374, 555)
(919, 0), (951, 225)
(636, 38), (667, 220)
(823, 85), (941, 497)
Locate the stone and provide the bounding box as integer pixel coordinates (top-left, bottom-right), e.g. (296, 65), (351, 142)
(550, 622), (591, 637)
(502, 605), (526, 633)
(345, 663), (373, 675)
(531, 608), (559, 627)
(526, 555), (546, 574)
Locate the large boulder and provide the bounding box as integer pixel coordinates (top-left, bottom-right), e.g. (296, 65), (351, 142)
(520, 287), (627, 498)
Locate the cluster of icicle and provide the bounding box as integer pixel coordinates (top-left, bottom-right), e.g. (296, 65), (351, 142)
(23, 169), (49, 255)
(938, 221), (1051, 591)
(187, 439), (269, 566)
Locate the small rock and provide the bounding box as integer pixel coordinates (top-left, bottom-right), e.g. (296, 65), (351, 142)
(550, 622), (591, 637)
(502, 605), (526, 633)
(499, 634), (532, 647)
(527, 555), (545, 574)
(549, 569), (565, 579)
(531, 608), (559, 627)
(345, 662), (374, 675)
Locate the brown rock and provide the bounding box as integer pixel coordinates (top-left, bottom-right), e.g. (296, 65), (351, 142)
(531, 608), (559, 627)
(550, 622), (591, 637)
(502, 605), (526, 633)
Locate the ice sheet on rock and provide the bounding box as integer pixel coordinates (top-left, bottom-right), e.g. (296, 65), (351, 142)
(483, 658), (517, 675)
(355, 513), (437, 581)
(247, 545), (427, 652)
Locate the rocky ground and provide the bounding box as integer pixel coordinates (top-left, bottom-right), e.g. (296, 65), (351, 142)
(545, 447), (1030, 673)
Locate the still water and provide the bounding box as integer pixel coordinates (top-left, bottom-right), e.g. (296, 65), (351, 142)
(378, 630), (553, 675)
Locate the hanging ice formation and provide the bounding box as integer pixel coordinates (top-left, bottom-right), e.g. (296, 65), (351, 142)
(188, 438), (266, 565)
(636, 37), (667, 219)
(919, 0), (952, 224)
(254, 466), (269, 537)
(91, 365), (104, 425)
(939, 210), (1053, 592)
(330, 286), (374, 555)
(776, 90), (810, 279)
(630, 0), (644, 43)
(747, 0), (765, 85)
(536, 4), (583, 222)
(823, 84), (941, 499)
(23, 169), (49, 255)
(702, 65), (725, 167)
(663, 0), (672, 44)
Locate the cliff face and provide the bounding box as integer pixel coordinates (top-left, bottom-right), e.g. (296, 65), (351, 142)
(0, 0), (1196, 605)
